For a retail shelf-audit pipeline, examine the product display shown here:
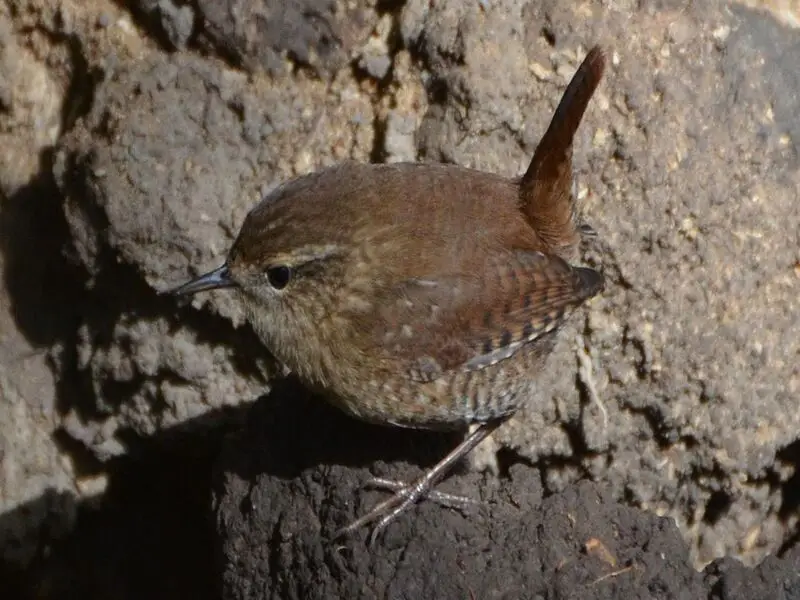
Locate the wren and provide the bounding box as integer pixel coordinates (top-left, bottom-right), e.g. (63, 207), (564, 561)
(171, 46), (607, 543)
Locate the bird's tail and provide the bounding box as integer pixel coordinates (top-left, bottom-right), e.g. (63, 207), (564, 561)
(519, 46), (606, 260)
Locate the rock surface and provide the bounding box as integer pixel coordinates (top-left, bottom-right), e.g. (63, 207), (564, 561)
(213, 386), (800, 599)
(1, 0), (800, 597)
(194, 0), (379, 77)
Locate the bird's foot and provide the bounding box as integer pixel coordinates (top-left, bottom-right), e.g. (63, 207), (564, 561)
(330, 420), (503, 545)
(332, 472), (477, 545)
(366, 477), (478, 510)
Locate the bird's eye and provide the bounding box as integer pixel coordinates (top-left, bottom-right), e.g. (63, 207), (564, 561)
(266, 266), (292, 290)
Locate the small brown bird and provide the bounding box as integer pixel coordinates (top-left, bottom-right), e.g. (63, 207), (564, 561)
(171, 46), (607, 542)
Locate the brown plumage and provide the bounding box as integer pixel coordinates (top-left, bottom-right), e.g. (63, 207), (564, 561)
(520, 46), (606, 260)
(171, 46), (607, 543)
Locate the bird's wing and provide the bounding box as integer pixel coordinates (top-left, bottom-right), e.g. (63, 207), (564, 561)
(369, 250), (603, 382)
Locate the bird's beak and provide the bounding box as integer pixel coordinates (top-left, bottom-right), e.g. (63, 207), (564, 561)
(168, 264), (237, 296)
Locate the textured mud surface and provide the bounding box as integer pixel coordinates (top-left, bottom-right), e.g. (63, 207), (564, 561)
(214, 385), (800, 599)
(2, 0), (800, 597)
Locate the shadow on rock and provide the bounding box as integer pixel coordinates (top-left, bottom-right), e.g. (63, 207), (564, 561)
(2, 403), (247, 600)
(0, 155), (86, 348)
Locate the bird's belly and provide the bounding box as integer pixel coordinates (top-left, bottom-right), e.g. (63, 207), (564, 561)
(331, 340), (554, 431)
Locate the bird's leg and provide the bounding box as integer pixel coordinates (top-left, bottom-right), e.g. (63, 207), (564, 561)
(331, 419), (505, 544)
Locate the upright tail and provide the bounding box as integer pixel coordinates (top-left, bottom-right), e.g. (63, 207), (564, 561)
(519, 46), (606, 259)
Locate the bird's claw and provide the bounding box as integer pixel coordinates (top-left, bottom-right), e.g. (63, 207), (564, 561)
(331, 476), (480, 545)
